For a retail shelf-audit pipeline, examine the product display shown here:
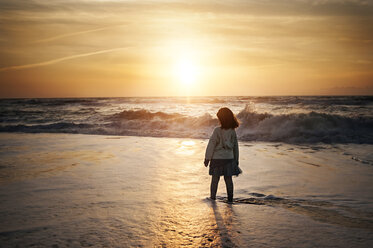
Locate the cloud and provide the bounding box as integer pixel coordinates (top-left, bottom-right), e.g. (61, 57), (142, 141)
(1, 0), (372, 17)
(32, 25), (125, 43)
(0, 47), (130, 72)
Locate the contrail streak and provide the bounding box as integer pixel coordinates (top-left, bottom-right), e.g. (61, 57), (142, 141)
(33, 25), (124, 43)
(0, 47), (129, 72)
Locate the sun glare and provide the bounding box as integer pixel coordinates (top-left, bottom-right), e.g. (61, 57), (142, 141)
(174, 55), (198, 86)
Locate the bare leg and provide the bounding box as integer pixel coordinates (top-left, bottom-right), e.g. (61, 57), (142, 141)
(224, 176), (233, 202)
(210, 175), (220, 200)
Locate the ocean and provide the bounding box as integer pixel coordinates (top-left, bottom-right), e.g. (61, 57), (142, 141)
(1, 96), (372, 143)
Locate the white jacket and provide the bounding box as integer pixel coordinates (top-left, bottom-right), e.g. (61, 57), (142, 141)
(205, 127), (239, 162)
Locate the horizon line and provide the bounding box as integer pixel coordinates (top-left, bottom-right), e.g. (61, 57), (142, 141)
(0, 94), (372, 100)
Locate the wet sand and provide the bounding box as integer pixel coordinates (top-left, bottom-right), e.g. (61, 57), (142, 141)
(0, 133), (372, 247)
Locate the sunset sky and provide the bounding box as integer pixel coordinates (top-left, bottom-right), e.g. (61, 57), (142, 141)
(0, 0), (372, 97)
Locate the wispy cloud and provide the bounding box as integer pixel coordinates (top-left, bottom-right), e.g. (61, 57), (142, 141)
(32, 25), (124, 43)
(0, 47), (130, 72)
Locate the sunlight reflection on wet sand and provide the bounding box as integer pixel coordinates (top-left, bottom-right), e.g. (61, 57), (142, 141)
(149, 139), (224, 246)
(1, 133), (372, 247)
(147, 138), (244, 247)
(175, 140), (196, 156)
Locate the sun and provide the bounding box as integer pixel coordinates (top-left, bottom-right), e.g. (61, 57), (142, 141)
(174, 56), (198, 86)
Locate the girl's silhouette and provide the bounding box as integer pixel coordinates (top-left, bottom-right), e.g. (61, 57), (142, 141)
(204, 107), (241, 203)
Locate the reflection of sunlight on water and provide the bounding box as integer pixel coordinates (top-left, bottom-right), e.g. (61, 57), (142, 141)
(181, 140), (195, 146)
(150, 138), (228, 246)
(150, 137), (238, 247)
(152, 198), (238, 247)
(176, 140), (197, 156)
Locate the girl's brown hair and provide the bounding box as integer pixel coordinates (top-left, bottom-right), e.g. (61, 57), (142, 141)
(217, 107), (239, 129)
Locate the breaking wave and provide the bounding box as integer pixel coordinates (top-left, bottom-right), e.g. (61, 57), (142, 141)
(1, 105), (372, 144)
(236, 105), (373, 143)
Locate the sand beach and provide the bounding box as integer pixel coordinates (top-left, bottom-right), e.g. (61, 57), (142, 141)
(0, 133), (372, 247)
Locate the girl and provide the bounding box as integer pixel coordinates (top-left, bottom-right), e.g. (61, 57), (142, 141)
(204, 107), (241, 203)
